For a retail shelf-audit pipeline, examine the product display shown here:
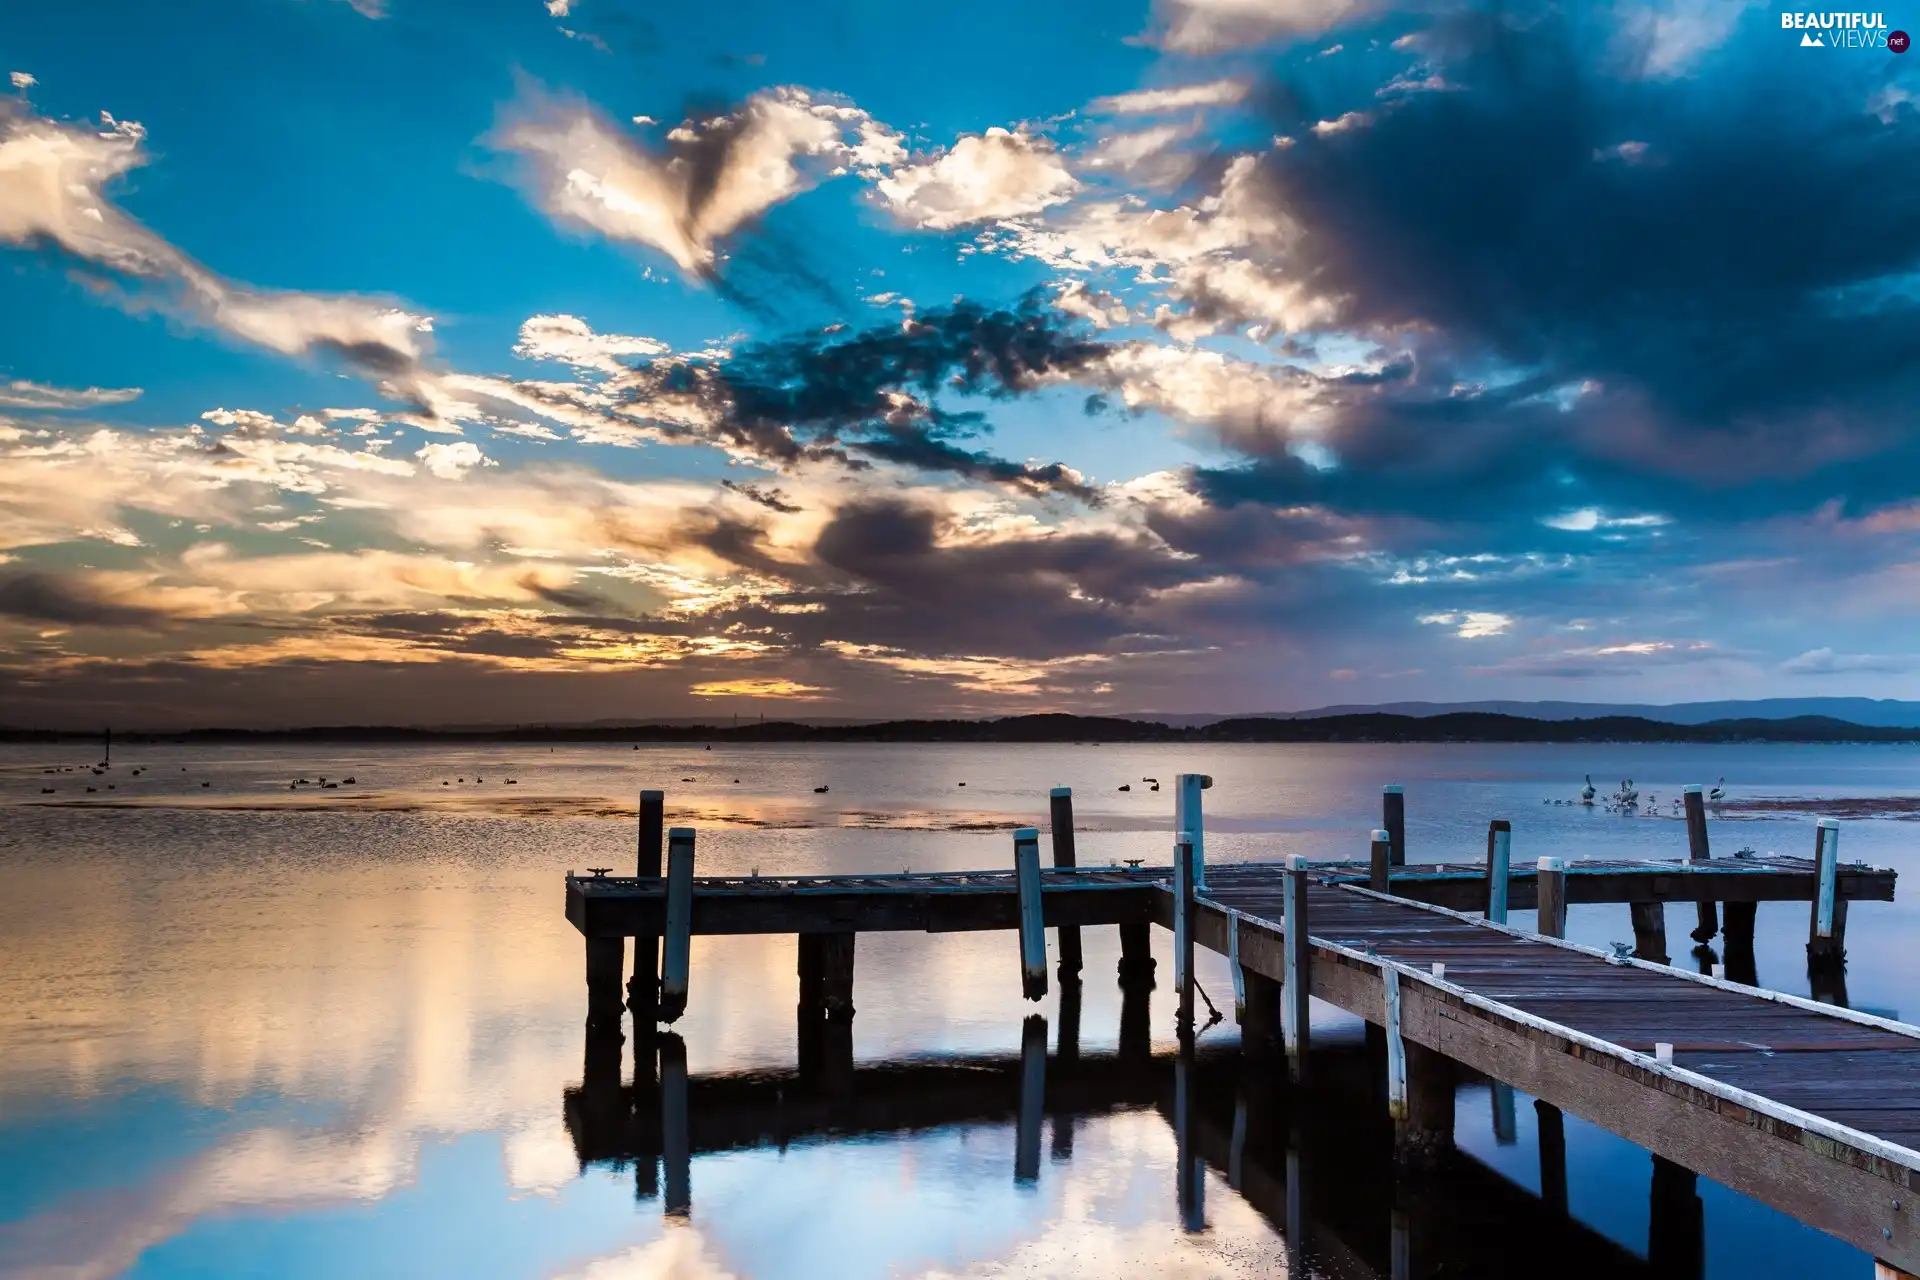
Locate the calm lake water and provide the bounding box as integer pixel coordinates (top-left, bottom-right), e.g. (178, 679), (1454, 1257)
(1, 741), (1915, 1278)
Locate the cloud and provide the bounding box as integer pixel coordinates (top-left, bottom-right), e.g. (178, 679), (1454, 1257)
(414, 441), (494, 479)
(1145, 0), (1377, 51)
(1419, 610), (1513, 638)
(0, 380), (141, 410)
(1780, 648), (1920, 677)
(607, 293), (1109, 498)
(495, 86), (902, 280)
(875, 128), (1078, 231)
(9, 72), (34, 92)
(513, 313), (668, 375)
(1089, 79), (1251, 115)
(0, 102), (438, 394)
(0, 569), (173, 628)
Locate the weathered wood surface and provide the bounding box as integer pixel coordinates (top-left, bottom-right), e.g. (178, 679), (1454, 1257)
(565, 851), (1895, 938)
(1188, 867), (1920, 1270)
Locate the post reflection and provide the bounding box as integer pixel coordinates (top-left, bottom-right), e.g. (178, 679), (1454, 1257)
(564, 1024), (1687, 1277)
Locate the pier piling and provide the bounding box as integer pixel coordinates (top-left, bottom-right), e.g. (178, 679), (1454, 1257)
(660, 827), (696, 1023)
(1684, 785), (1718, 944)
(1629, 901), (1670, 964)
(1015, 827), (1048, 1001)
(1174, 832), (1197, 1034)
(1282, 854), (1312, 1084)
(1370, 828), (1392, 892)
(1536, 857), (1568, 939)
(630, 789), (664, 1022)
(1536, 1100), (1568, 1216)
(586, 935), (625, 1034)
(1485, 820), (1511, 925)
(1383, 785), (1406, 867)
(1048, 787), (1082, 984)
(1397, 1040), (1456, 1170)
(1809, 817), (1846, 968)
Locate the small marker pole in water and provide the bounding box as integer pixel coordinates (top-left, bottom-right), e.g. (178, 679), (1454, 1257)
(1048, 787), (1082, 983)
(1484, 820), (1512, 924)
(659, 827), (696, 1023)
(1383, 784), (1406, 867)
(1536, 856), (1567, 940)
(1015, 827), (1048, 1002)
(1370, 828), (1392, 893)
(1282, 854), (1312, 1084)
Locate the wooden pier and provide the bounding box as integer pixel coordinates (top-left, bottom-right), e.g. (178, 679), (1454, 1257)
(563, 782), (1913, 1273)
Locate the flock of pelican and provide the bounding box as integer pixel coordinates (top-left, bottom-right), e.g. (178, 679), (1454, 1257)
(1548, 774), (1728, 814)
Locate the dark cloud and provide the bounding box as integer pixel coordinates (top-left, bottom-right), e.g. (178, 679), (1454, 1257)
(720, 479), (803, 513)
(709, 494), (1211, 660)
(515, 575), (619, 613)
(0, 572), (172, 629)
(1214, 15), (1920, 524)
(622, 294), (1111, 500)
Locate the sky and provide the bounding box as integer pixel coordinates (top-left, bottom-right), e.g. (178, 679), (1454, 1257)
(1, 0), (1918, 728)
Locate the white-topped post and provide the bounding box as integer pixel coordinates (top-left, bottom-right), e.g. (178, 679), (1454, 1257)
(1014, 827), (1048, 1001)
(1175, 774), (1210, 890)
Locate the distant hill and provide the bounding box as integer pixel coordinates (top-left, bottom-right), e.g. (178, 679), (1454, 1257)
(8, 711), (1919, 745)
(1127, 698), (1920, 728)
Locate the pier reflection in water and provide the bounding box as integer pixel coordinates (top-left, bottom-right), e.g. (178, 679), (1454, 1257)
(569, 1005), (1719, 1280)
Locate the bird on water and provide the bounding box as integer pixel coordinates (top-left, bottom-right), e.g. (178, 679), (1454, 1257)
(1708, 777), (1726, 802)
(1581, 775), (1596, 803)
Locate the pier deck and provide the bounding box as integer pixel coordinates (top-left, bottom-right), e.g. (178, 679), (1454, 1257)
(561, 788), (1912, 1272)
(564, 850), (1894, 937)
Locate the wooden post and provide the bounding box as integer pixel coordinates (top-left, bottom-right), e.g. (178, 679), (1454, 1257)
(1535, 856), (1567, 939)
(1242, 968), (1280, 1059)
(659, 826), (695, 1024)
(1016, 1014), (1046, 1184)
(1014, 827), (1048, 1001)
(1282, 854), (1312, 1084)
(1396, 1040), (1455, 1168)
(1629, 900), (1670, 964)
(1536, 1100), (1568, 1216)
(1648, 1155), (1704, 1278)
(660, 1032), (690, 1216)
(818, 932), (855, 1018)
(1048, 787), (1082, 983)
(1485, 820), (1511, 924)
(630, 789), (665, 1023)
(1383, 964), (1407, 1122)
(586, 933), (626, 1035)
(1684, 784), (1718, 944)
(1808, 817), (1844, 967)
(1118, 920), (1155, 988)
(1174, 832), (1196, 1034)
(1175, 774), (1210, 890)
(1370, 828), (1392, 892)
(1383, 784), (1406, 867)
(1724, 906), (1759, 986)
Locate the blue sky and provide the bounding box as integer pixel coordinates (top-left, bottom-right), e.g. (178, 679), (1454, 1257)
(2, 0), (1918, 726)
